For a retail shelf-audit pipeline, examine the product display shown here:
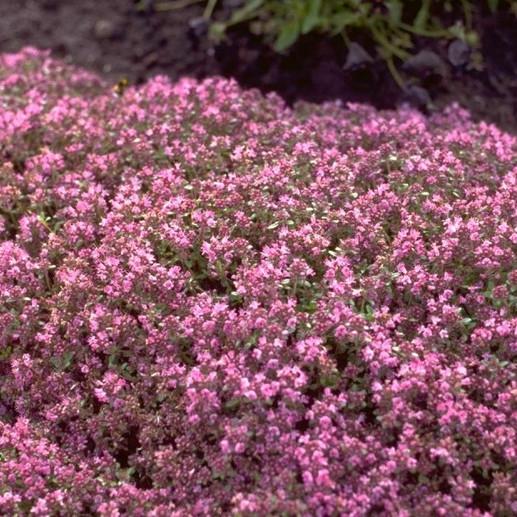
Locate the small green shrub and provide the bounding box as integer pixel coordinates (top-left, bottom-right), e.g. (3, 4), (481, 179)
(207, 0), (516, 86)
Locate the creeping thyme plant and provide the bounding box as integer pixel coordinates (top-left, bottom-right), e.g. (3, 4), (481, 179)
(0, 48), (516, 515)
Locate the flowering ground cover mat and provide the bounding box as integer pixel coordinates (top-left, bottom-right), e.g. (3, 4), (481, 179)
(0, 48), (516, 515)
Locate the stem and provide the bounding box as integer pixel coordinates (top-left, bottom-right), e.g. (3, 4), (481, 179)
(203, 0), (218, 19)
(398, 22), (451, 39)
(43, 269), (52, 292)
(385, 54), (406, 89)
(461, 0), (473, 30)
(154, 0), (203, 11)
(371, 24), (409, 60)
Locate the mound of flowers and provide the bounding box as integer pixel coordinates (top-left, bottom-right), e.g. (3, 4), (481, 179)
(0, 48), (516, 515)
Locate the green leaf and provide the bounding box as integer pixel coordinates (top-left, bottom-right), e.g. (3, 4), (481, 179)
(414, 0), (431, 30)
(274, 19), (300, 51)
(462, 317), (477, 330)
(230, 0), (265, 24)
(387, 0), (403, 26)
(330, 11), (361, 34)
(321, 371), (340, 388)
(116, 467), (135, 481)
(108, 353), (118, 368)
(209, 22), (227, 42)
(487, 0), (499, 13)
(224, 398), (242, 412)
(63, 351), (74, 369)
(301, 0), (321, 34)
(0, 345), (12, 361)
(212, 470), (226, 481)
(50, 351), (74, 371)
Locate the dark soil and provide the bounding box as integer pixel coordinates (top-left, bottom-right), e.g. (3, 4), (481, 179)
(0, 0), (516, 133)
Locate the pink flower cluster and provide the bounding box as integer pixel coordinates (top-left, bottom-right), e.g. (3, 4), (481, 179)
(0, 48), (516, 516)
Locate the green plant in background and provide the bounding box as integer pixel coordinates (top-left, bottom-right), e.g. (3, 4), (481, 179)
(204, 0), (516, 88)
